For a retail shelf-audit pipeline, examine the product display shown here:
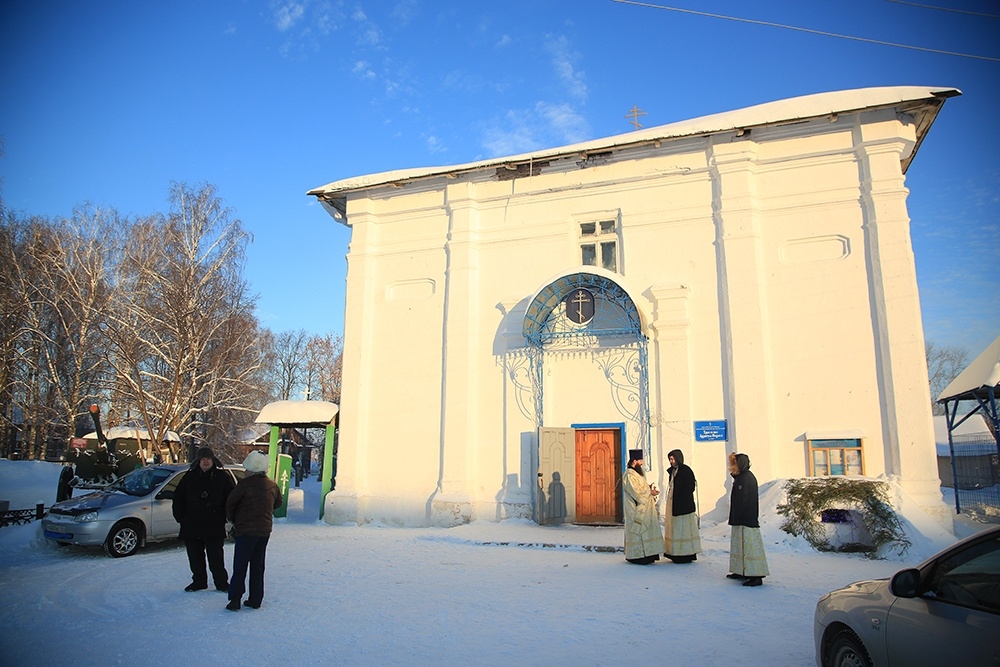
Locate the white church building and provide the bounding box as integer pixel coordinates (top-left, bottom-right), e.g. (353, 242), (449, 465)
(308, 86), (957, 528)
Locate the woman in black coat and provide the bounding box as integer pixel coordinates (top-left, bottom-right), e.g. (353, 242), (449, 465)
(663, 449), (701, 563)
(172, 447), (235, 592)
(727, 452), (769, 586)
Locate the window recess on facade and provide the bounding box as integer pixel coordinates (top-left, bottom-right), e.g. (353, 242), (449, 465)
(809, 438), (864, 476)
(580, 220), (618, 272)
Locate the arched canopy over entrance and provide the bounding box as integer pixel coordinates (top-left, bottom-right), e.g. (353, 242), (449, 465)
(522, 267), (650, 347)
(519, 268), (652, 456)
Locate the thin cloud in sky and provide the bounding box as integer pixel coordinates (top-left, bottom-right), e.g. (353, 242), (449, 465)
(273, 1), (306, 32)
(480, 100), (591, 158)
(546, 34), (587, 101)
(536, 101), (590, 144)
(352, 7), (383, 46)
(390, 0), (418, 23)
(481, 109), (544, 157)
(480, 33), (591, 158)
(425, 134), (445, 154)
(311, 4), (343, 35)
(352, 60), (376, 79)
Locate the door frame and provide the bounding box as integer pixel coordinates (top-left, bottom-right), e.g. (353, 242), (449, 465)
(572, 421), (626, 524)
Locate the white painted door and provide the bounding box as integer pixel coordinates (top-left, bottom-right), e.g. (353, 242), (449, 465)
(538, 428), (576, 524)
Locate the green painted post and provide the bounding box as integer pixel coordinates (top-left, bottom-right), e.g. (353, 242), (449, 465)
(320, 423), (335, 520)
(274, 453), (293, 518)
(267, 425), (279, 479)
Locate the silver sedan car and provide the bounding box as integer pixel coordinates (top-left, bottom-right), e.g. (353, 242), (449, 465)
(814, 524), (1000, 667)
(42, 463), (245, 557)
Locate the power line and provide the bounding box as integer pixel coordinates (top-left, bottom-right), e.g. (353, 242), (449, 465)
(885, 0), (1000, 20)
(611, 0), (1000, 62)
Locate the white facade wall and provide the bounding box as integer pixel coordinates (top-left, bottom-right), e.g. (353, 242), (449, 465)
(317, 90), (949, 527)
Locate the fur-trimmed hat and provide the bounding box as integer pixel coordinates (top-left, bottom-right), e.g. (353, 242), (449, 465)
(729, 452), (750, 476)
(243, 450), (269, 474)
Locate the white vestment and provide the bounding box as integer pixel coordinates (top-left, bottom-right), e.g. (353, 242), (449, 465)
(622, 468), (663, 560)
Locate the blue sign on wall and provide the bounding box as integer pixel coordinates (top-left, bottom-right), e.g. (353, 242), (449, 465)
(694, 420), (727, 442)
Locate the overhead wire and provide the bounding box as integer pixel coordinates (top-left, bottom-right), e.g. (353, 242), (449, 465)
(610, 0), (1000, 63)
(885, 0), (1000, 20)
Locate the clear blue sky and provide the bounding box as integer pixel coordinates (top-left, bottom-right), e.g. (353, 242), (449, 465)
(1, 1), (997, 355)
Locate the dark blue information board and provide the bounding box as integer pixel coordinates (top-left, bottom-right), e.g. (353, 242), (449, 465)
(694, 420), (727, 442)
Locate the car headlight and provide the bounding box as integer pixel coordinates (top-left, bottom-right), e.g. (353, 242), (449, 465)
(74, 511), (99, 523)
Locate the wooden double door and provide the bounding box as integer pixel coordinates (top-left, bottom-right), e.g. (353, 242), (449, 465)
(538, 427), (622, 525)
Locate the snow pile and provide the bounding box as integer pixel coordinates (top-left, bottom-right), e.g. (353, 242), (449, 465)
(0, 459), (984, 666)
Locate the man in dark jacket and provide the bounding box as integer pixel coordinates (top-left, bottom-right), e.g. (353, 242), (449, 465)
(225, 450), (282, 611)
(172, 446), (235, 592)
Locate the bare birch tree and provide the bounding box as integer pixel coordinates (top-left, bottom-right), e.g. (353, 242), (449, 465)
(0, 203), (27, 458)
(271, 329), (309, 400)
(304, 332), (343, 405)
(104, 183), (261, 461)
(926, 341), (970, 415)
(0, 209), (117, 458)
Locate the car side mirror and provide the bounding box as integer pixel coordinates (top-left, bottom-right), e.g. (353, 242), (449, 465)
(156, 490), (174, 500)
(890, 568), (920, 597)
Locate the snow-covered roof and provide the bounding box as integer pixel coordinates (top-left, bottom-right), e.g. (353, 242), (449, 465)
(938, 335), (1000, 402)
(82, 427), (181, 442)
(933, 414), (991, 445)
(254, 400), (339, 426)
(237, 423), (271, 444)
(308, 86), (959, 201)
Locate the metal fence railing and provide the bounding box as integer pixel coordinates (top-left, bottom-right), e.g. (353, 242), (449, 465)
(945, 434), (1000, 523)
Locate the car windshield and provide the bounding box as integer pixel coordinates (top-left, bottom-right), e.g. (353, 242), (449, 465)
(925, 534), (1000, 612)
(108, 467), (176, 497)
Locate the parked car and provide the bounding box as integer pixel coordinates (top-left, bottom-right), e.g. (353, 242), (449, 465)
(814, 524), (1000, 667)
(42, 463), (246, 557)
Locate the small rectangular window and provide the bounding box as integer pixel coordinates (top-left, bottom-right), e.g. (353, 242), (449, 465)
(600, 241), (617, 271)
(812, 450), (829, 476)
(809, 438), (864, 476)
(579, 220), (619, 273)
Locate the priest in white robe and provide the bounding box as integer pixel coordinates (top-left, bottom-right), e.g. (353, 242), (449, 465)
(622, 449), (663, 564)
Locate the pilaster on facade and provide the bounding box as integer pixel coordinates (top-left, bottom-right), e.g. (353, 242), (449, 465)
(855, 118), (941, 511)
(647, 283), (695, 459)
(433, 182), (482, 522)
(340, 206), (380, 496)
(709, 137), (777, 479)
(496, 297), (535, 516)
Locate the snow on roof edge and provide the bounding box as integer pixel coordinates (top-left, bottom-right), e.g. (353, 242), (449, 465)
(938, 335), (1000, 401)
(307, 85), (959, 197)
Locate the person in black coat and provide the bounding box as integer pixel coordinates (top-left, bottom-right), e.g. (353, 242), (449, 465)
(663, 449), (701, 563)
(727, 452), (770, 587)
(172, 446), (235, 592)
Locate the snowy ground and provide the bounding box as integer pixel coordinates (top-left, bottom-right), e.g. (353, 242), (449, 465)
(0, 460), (987, 666)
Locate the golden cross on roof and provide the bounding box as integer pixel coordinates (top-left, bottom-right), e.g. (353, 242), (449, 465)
(625, 105), (647, 130)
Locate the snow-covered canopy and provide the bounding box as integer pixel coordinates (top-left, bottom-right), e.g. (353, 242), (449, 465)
(938, 335), (1000, 402)
(254, 400), (339, 427)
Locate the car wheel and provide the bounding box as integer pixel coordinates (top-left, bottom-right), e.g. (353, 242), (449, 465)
(825, 628), (872, 667)
(104, 521), (142, 557)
